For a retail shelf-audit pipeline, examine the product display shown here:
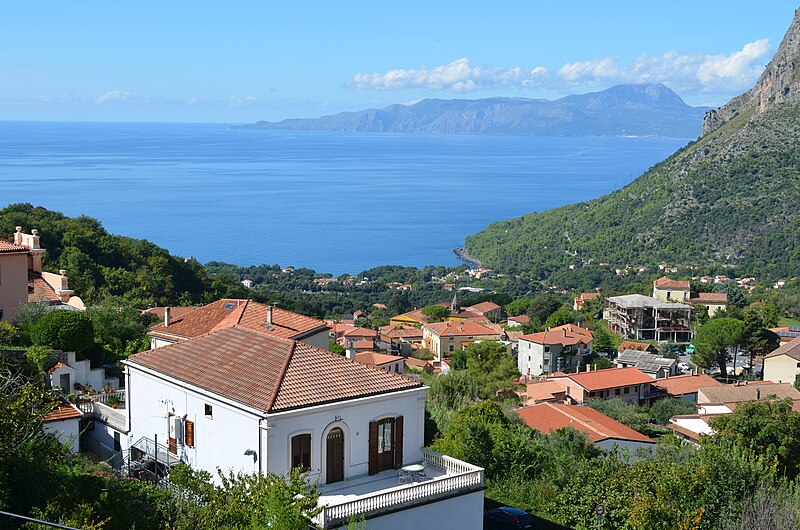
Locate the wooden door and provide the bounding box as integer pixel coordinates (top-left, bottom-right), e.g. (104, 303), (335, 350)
(326, 428), (344, 484)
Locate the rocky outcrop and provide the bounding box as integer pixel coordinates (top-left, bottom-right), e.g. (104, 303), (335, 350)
(702, 8), (800, 134)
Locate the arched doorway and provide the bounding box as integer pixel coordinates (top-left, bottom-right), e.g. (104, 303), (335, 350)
(326, 428), (344, 484)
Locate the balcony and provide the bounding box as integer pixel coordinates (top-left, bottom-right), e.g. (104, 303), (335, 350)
(314, 448), (484, 529)
(76, 391), (128, 432)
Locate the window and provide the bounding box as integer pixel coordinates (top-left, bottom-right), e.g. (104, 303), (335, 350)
(615, 388), (621, 395)
(204, 404), (213, 417)
(377, 419), (392, 453)
(291, 433), (311, 471)
(448, 344), (454, 352)
(185, 420), (195, 447)
(369, 416), (403, 475)
(544, 346), (550, 353)
(624, 387), (630, 394)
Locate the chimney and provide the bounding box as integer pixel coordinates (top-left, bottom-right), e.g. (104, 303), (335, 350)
(14, 226), (22, 245)
(267, 305), (273, 326)
(164, 306), (171, 327)
(345, 347), (355, 361)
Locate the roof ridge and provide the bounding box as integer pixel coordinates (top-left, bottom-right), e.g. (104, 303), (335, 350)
(236, 299), (250, 325)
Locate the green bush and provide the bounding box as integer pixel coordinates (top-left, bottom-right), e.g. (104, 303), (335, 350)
(30, 310), (95, 353)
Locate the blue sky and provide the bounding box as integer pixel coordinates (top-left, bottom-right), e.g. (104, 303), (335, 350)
(1, 1), (798, 122)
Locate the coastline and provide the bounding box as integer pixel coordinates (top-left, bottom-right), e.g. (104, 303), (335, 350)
(453, 247), (481, 269)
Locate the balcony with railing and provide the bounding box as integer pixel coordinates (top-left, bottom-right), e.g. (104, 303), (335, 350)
(314, 448), (484, 529)
(76, 390), (128, 432)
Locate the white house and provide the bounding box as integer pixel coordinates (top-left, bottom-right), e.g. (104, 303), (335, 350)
(517, 324), (593, 376)
(43, 402), (83, 454)
(123, 326), (484, 529)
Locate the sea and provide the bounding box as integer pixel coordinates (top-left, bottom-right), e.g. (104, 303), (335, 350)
(0, 121), (689, 275)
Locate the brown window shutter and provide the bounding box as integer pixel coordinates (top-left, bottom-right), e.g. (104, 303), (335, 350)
(368, 421), (379, 475)
(185, 420), (195, 447)
(393, 416), (404, 469)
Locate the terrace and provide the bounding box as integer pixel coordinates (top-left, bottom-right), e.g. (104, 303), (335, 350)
(314, 448), (484, 529)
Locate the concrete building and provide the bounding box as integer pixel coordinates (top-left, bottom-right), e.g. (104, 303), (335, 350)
(763, 336), (800, 384)
(604, 294), (692, 343)
(517, 324), (593, 376)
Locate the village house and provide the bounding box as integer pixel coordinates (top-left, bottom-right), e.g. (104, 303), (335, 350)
(763, 336), (800, 384)
(697, 381), (800, 408)
(521, 380), (568, 404)
(506, 314), (530, 328)
(573, 292), (600, 311)
(379, 324), (424, 356)
(353, 351), (405, 374)
(122, 327), (484, 529)
(651, 373), (722, 403)
(517, 324), (593, 376)
(652, 276), (690, 302)
(388, 294), (501, 327)
(617, 341), (659, 355)
(688, 292), (728, 317)
(604, 294), (692, 343)
(147, 298), (330, 351)
(517, 403), (655, 455)
(422, 320), (504, 362)
(613, 349), (678, 379)
(43, 401), (84, 454)
(0, 227), (85, 322)
(547, 367), (657, 406)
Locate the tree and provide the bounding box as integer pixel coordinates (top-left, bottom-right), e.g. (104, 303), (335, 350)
(589, 356), (613, 370)
(709, 398), (800, 479)
(328, 342), (345, 355)
(585, 398), (650, 433)
(692, 317), (744, 378)
(527, 293), (563, 325)
(650, 398), (697, 425)
(590, 326), (616, 355)
(465, 341), (520, 401)
(30, 310), (95, 354)
(714, 283), (748, 310)
(89, 297), (154, 358)
(545, 308), (580, 328)
(506, 298), (532, 317)
(741, 305), (781, 371)
(421, 305), (451, 323)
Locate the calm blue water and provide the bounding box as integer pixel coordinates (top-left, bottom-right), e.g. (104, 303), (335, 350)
(0, 122), (688, 274)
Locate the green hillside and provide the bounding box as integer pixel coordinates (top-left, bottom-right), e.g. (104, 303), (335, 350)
(465, 12), (800, 282)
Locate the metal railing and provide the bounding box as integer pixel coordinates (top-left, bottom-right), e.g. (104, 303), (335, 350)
(315, 449), (484, 528)
(77, 399), (128, 432)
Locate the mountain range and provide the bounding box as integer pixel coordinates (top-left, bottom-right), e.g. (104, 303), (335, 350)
(464, 9), (800, 282)
(243, 84), (708, 138)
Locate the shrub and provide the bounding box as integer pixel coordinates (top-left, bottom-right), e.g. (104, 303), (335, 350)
(30, 310), (95, 353)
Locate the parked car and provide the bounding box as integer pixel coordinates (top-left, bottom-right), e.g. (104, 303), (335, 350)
(484, 507), (534, 529)
(678, 362), (690, 372)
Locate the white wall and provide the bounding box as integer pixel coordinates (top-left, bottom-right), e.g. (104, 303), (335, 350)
(127, 363), (427, 484)
(44, 418), (80, 454)
(344, 490), (483, 530)
(518, 340), (545, 376)
(265, 387), (426, 484)
(127, 366), (265, 478)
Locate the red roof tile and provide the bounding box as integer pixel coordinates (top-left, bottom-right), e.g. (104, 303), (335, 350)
(517, 403), (654, 444)
(28, 272), (59, 303)
(652, 374), (722, 397)
(520, 324), (593, 347)
(129, 327), (421, 412)
(523, 381), (567, 403)
(766, 336), (800, 361)
(423, 319), (501, 337)
(43, 403), (83, 422)
(550, 367), (653, 392)
(653, 276), (690, 290)
(0, 241), (28, 253)
(468, 301), (501, 314)
(355, 352), (404, 367)
(618, 341), (656, 353)
(149, 299), (328, 342)
(689, 293), (728, 304)
(142, 306), (200, 321)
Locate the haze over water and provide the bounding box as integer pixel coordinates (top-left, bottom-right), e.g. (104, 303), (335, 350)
(0, 122), (688, 274)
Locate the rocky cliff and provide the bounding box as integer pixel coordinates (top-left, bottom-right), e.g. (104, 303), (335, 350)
(703, 8), (800, 134)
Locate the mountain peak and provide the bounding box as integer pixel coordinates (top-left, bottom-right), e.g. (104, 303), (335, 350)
(702, 8), (800, 134)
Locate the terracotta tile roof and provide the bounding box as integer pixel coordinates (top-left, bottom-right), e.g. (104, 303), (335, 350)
(28, 272), (59, 302)
(379, 325), (424, 340)
(43, 403), (83, 422)
(341, 327), (378, 338)
(652, 374), (722, 397)
(46, 361), (71, 375)
(142, 306), (200, 321)
(689, 292), (728, 304)
(468, 301), (501, 314)
(576, 292), (600, 301)
(148, 299), (328, 342)
(517, 403), (654, 444)
(355, 352), (404, 367)
(653, 276), (690, 290)
(0, 241), (27, 253)
(404, 357), (434, 373)
(765, 336), (800, 360)
(618, 341), (656, 353)
(352, 340), (375, 350)
(506, 331), (525, 342)
(519, 324), (593, 347)
(423, 319), (501, 337)
(523, 380), (567, 403)
(392, 309), (430, 325)
(128, 327), (421, 413)
(698, 382), (800, 404)
(550, 367), (653, 392)
(508, 315), (530, 324)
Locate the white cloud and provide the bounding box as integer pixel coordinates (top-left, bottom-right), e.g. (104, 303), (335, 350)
(228, 95), (256, 107)
(95, 90), (148, 105)
(350, 40), (772, 97)
(349, 57), (549, 92)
